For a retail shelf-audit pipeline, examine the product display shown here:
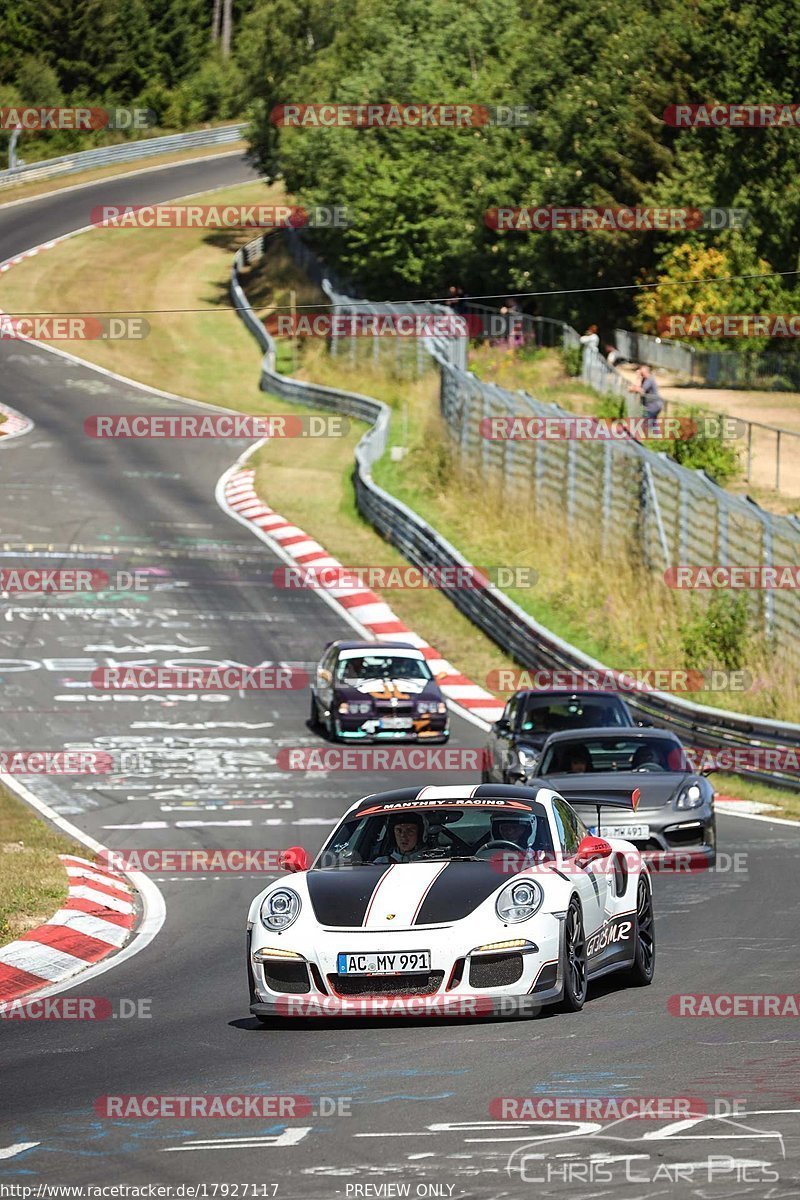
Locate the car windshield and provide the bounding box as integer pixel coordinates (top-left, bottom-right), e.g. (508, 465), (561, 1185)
(336, 654), (432, 684)
(314, 802), (555, 867)
(538, 736), (686, 776)
(517, 695), (628, 734)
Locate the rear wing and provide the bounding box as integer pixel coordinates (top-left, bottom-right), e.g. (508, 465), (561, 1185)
(563, 789), (641, 835)
(562, 788), (641, 812)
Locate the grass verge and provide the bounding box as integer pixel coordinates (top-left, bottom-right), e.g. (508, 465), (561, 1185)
(0, 785), (77, 947)
(1, 184), (795, 816)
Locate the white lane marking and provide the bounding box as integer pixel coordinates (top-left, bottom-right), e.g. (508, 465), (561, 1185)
(103, 821), (168, 829)
(103, 820), (254, 829)
(0, 775), (165, 1001)
(162, 1129), (312, 1151)
(0, 1143), (40, 1160)
(717, 807), (800, 829)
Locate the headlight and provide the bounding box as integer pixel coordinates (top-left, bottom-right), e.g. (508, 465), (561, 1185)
(338, 700), (372, 715)
(417, 699), (447, 714)
(675, 783), (703, 809)
(496, 879), (543, 923)
(260, 888), (301, 930)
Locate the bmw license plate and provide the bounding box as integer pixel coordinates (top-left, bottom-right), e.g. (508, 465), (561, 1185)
(338, 951), (431, 975)
(380, 717), (413, 731)
(591, 823), (650, 840)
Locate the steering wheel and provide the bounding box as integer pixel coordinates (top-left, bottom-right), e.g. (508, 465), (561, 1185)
(633, 761), (666, 773)
(476, 839), (524, 858)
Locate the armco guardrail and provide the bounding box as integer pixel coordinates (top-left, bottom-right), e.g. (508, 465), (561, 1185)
(0, 124), (247, 191)
(230, 235), (800, 789)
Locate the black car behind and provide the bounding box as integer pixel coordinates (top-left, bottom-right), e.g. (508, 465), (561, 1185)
(483, 688), (636, 783)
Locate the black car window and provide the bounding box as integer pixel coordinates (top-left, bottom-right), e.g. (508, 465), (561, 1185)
(518, 696), (629, 733)
(503, 695), (520, 729)
(552, 799), (586, 856)
(540, 736), (684, 775)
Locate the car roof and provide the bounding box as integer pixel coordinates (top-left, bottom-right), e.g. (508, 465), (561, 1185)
(346, 783), (551, 817)
(325, 640), (424, 654)
(540, 725), (678, 743)
(512, 689), (630, 701)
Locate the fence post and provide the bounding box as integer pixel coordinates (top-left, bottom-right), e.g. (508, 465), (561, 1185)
(566, 439), (577, 528)
(678, 475), (689, 562)
(776, 429), (781, 492)
(746, 423), (753, 483)
(762, 518), (774, 638)
(602, 441), (613, 552)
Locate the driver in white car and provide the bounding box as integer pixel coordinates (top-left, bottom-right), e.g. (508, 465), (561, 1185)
(376, 813), (427, 863)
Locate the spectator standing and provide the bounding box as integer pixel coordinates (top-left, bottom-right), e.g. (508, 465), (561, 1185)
(579, 324), (600, 353)
(628, 364), (664, 431)
(500, 297), (525, 349)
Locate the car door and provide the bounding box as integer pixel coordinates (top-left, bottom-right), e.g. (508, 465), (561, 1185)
(552, 798), (605, 938)
(487, 694), (520, 782)
(315, 646), (336, 716)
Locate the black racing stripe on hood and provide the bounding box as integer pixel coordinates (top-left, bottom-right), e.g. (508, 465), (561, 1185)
(306, 865), (390, 927)
(414, 861), (502, 926)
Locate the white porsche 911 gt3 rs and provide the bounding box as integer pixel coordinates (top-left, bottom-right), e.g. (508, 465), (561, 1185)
(246, 784), (655, 1020)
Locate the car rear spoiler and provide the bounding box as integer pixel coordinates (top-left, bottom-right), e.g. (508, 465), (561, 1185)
(565, 789), (641, 836)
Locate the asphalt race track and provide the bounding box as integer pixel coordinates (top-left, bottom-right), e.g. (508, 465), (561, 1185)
(0, 155), (799, 1199)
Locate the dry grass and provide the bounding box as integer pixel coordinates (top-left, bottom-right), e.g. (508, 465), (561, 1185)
(0, 785), (77, 946)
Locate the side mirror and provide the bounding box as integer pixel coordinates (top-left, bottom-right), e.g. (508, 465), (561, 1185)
(279, 845), (309, 873)
(317, 668), (332, 684)
(575, 835), (613, 867)
(493, 718), (509, 733)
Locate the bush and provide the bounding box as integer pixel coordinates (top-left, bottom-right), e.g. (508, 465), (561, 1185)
(560, 345), (582, 377)
(680, 593), (752, 671)
(593, 394), (626, 421)
(646, 406), (742, 485)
